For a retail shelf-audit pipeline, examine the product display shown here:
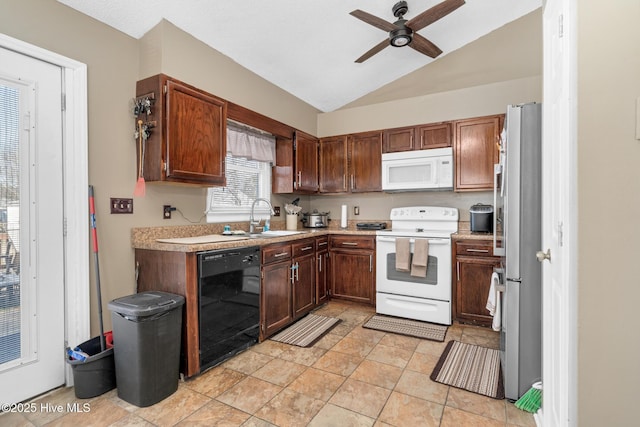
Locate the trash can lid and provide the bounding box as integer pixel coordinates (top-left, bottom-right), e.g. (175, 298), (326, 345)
(469, 203), (494, 213)
(107, 291), (185, 317)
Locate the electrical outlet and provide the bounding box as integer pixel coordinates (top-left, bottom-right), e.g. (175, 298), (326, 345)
(110, 198), (133, 214)
(273, 206), (281, 217)
(354, 206), (360, 215)
(163, 205), (173, 219)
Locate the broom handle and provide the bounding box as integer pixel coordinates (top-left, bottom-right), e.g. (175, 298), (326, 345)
(137, 120), (143, 179)
(89, 185), (106, 352)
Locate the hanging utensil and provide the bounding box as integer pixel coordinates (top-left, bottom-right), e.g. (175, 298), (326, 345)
(133, 119), (145, 197)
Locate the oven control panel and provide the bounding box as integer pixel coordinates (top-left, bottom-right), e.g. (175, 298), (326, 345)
(389, 206), (459, 221)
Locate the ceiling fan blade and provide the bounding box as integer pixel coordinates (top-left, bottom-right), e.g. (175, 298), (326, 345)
(406, 0), (465, 32)
(355, 39), (389, 63)
(350, 9), (396, 32)
(410, 33), (443, 58)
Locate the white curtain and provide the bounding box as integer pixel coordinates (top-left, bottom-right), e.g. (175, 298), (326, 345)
(227, 122), (275, 163)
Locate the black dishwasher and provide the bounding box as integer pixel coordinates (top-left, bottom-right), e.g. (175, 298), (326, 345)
(198, 246), (260, 371)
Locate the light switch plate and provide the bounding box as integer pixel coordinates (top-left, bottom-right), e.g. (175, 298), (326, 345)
(110, 198), (133, 214)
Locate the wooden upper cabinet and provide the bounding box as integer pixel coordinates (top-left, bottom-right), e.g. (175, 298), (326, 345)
(383, 122), (452, 153)
(272, 136), (294, 194)
(293, 131), (319, 193)
(417, 122), (452, 149)
(349, 131), (382, 192)
(136, 74), (227, 186)
(383, 127), (414, 153)
(454, 115), (503, 191)
(319, 135), (348, 193)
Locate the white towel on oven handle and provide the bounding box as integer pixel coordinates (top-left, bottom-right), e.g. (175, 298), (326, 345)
(486, 271), (502, 332)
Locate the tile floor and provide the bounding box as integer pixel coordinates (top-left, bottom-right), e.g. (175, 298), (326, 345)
(1, 300), (536, 426)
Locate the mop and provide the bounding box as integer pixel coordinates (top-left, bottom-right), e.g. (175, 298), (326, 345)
(88, 185), (106, 351)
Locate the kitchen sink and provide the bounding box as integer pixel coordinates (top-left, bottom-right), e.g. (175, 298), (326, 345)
(249, 230), (306, 238)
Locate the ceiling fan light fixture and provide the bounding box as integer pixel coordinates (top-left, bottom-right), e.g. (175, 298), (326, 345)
(389, 27), (413, 47)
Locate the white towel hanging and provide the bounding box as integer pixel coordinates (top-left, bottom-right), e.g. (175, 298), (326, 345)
(486, 271), (502, 332)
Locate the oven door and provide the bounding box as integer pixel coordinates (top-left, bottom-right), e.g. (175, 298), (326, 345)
(375, 235), (452, 301)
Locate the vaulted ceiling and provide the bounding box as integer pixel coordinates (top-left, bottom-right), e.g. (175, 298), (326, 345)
(58, 0), (542, 112)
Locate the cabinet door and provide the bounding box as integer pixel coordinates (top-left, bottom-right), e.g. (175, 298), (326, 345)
(166, 79), (227, 185)
(349, 131), (382, 192)
(454, 115), (502, 191)
(417, 122), (452, 149)
(272, 136), (294, 194)
(319, 136), (348, 193)
(293, 254), (316, 318)
(316, 249), (329, 306)
(455, 256), (501, 326)
(330, 250), (375, 305)
(383, 127), (414, 153)
(261, 261), (293, 338)
(294, 132), (319, 192)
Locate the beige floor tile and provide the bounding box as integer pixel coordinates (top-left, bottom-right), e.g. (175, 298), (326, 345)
(394, 369), (449, 405)
(222, 349), (274, 374)
(251, 358), (308, 387)
(330, 321), (359, 337)
(176, 399), (250, 426)
(313, 350), (363, 376)
(378, 391), (444, 427)
(377, 333), (421, 352)
(349, 359), (403, 390)
(308, 403), (375, 427)
(414, 337), (448, 357)
(133, 386), (210, 426)
(242, 416), (277, 426)
(328, 378), (391, 419)
(506, 401), (537, 427)
(313, 332), (343, 350)
(366, 343), (414, 369)
(336, 310), (370, 325)
(0, 412), (35, 427)
(255, 389), (325, 427)
(23, 386), (82, 426)
(277, 344), (328, 366)
(184, 366), (246, 398)
(287, 367), (346, 401)
(446, 387), (506, 422)
(405, 349), (442, 375)
(345, 325), (386, 346)
(440, 406), (505, 427)
(44, 396), (131, 427)
(331, 336), (376, 358)
(251, 339), (292, 358)
(216, 376), (282, 414)
(110, 413), (158, 426)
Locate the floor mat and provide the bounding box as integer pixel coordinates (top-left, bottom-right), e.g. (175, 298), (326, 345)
(362, 314), (447, 342)
(430, 340), (505, 399)
(270, 314), (340, 347)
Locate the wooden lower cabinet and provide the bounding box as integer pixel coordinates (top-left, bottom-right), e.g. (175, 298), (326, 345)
(329, 236), (375, 305)
(260, 238), (318, 340)
(453, 239), (501, 327)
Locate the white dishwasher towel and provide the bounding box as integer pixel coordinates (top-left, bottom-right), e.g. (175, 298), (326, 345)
(486, 271), (502, 332)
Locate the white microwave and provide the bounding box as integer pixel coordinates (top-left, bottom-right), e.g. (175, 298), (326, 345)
(381, 147), (453, 191)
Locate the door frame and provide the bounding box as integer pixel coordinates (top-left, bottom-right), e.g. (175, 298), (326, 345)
(0, 33), (89, 386)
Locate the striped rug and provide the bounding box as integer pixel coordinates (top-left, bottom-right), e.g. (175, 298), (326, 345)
(270, 314), (340, 347)
(430, 340), (505, 399)
(362, 315), (447, 342)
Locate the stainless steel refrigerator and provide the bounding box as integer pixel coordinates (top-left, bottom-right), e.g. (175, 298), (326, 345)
(493, 102), (542, 401)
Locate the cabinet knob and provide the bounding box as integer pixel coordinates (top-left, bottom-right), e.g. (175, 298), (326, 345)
(536, 249), (551, 262)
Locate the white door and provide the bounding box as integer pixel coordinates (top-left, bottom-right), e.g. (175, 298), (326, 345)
(541, 0), (578, 425)
(0, 47), (66, 404)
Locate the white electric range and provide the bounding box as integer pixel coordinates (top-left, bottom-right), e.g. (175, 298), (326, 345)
(375, 206), (458, 325)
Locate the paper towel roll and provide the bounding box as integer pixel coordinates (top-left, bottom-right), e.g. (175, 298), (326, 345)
(340, 205), (347, 228)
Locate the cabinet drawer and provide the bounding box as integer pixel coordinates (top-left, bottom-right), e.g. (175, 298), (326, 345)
(330, 235), (375, 250)
(316, 236), (329, 251)
(455, 240), (495, 257)
(262, 243), (292, 264)
(292, 239), (316, 257)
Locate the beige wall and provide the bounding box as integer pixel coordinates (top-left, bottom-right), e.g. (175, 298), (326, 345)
(577, 2), (640, 425)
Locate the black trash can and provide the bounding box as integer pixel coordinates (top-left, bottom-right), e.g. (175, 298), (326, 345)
(66, 334), (116, 399)
(108, 291), (185, 407)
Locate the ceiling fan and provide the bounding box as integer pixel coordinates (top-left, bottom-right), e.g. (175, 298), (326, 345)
(350, 0), (466, 63)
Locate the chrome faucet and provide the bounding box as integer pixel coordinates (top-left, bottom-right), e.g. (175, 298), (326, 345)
(250, 198), (274, 234)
